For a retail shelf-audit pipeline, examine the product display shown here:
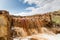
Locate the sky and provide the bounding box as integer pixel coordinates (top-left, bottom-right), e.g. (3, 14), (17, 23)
(0, 0), (60, 16)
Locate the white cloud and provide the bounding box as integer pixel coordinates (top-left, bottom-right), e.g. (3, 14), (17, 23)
(12, 12), (37, 16)
(24, 0), (54, 6)
(17, 0), (60, 16)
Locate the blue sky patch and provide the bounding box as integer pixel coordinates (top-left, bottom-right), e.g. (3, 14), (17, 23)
(0, 0), (36, 14)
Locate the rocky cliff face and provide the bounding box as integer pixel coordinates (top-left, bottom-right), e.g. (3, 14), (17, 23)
(11, 13), (51, 37)
(11, 11), (60, 38)
(0, 10), (12, 40)
(0, 10), (60, 40)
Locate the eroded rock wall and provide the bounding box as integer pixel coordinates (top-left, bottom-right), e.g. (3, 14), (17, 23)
(11, 11), (60, 38)
(0, 10), (60, 40)
(0, 10), (12, 40)
(11, 13), (52, 38)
